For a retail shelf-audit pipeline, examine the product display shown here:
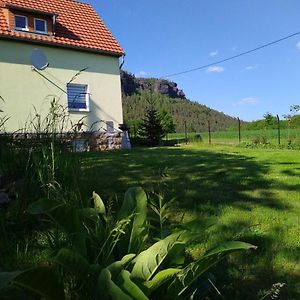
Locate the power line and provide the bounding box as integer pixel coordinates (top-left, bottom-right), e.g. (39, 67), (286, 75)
(160, 30), (300, 78)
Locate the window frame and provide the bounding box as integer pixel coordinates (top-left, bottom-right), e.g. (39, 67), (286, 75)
(14, 15), (28, 31)
(67, 83), (90, 112)
(34, 18), (48, 34)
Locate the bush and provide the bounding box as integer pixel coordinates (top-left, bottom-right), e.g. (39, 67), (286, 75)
(0, 187), (256, 300)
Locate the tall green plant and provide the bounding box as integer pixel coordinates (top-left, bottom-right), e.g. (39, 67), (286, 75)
(0, 187), (256, 299)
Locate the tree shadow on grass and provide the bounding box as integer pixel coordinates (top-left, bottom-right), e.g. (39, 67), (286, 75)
(80, 147), (290, 212)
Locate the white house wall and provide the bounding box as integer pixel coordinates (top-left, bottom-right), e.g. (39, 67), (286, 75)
(0, 40), (123, 132)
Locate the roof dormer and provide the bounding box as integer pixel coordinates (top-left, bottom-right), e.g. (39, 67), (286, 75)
(6, 4), (56, 36)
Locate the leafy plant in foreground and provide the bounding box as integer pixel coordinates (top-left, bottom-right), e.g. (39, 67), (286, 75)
(0, 187), (256, 299)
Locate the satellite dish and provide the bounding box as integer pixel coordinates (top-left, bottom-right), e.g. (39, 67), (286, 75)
(30, 49), (49, 70)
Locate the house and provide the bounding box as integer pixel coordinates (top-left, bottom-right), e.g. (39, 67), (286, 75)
(0, 0), (127, 149)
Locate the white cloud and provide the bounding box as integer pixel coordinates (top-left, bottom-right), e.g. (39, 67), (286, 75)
(297, 41), (300, 50)
(245, 64), (259, 70)
(136, 71), (147, 77)
(209, 50), (218, 57)
(207, 66), (224, 73)
(236, 97), (259, 106)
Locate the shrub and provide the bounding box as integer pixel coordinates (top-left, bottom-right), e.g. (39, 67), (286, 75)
(0, 187), (256, 300)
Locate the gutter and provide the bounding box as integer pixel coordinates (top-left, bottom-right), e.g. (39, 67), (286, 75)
(0, 34), (125, 58)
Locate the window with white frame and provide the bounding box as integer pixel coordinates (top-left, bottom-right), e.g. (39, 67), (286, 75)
(34, 18), (47, 34)
(14, 15), (28, 31)
(67, 83), (89, 111)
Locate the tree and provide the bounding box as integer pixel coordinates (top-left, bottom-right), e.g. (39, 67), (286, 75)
(159, 109), (176, 138)
(263, 112), (276, 129)
(140, 106), (164, 146)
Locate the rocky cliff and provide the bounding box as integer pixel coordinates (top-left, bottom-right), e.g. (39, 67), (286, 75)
(121, 71), (185, 99)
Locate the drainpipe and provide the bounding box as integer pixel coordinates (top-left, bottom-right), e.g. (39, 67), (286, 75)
(119, 54), (125, 70)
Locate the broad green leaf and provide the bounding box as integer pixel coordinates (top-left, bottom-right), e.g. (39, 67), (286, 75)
(93, 191), (106, 215)
(143, 268), (181, 295)
(28, 198), (62, 215)
(0, 271), (22, 289)
(51, 248), (90, 280)
(181, 218), (217, 233)
(29, 201), (86, 255)
(131, 231), (189, 281)
(1, 267), (64, 300)
(115, 270), (149, 300)
(46, 204), (87, 256)
(97, 268), (133, 300)
(79, 208), (100, 223)
(118, 187), (148, 254)
(107, 254), (136, 278)
(169, 241), (257, 297)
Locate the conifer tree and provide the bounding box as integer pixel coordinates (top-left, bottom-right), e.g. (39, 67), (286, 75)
(140, 106), (164, 146)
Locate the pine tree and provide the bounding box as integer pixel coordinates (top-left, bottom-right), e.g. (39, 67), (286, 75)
(140, 107), (164, 146)
(159, 109), (176, 136)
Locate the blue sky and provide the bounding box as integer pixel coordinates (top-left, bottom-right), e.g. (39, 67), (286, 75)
(87, 0), (300, 121)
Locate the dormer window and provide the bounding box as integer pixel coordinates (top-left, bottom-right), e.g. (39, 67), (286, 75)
(34, 18), (47, 34)
(14, 15), (28, 31)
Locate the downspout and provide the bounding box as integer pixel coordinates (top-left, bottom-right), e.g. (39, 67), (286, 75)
(119, 54), (125, 70)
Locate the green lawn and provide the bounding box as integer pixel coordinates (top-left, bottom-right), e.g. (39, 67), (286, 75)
(169, 128), (300, 147)
(80, 144), (300, 299)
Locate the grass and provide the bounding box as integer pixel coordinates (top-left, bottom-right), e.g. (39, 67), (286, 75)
(1, 141), (300, 298)
(79, 144), (300, 299)
(169, 128), (300, 147)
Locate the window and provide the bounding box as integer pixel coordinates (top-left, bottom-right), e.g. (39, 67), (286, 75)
(106, 121), (114, 133)
(67, 83), (89, 111)
(15, 15), (28, 31)
(34, 18), (47, 34)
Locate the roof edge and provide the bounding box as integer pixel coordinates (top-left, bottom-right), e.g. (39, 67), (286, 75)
(5, 4), (56, 16)
(0, 34), (125, 57)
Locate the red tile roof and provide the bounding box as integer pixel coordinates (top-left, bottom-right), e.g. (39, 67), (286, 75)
(0, 0), (124, 56)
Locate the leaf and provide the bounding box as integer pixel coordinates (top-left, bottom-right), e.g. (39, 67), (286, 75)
(93, 191), (106, 215)
(79, 208), (100, 223)
(27, 198), (62, 215)
(29, 201), (87, 257)
(48, 205), (87, 256)
(142, 268), (181, 295)
(0, 267), (64, 300)
(96, 268), (133, 300)
(116, 270), (149, 300)
(118, 187), (148, 254)
(51, 248), (90, 280)
(131, 231), (189, 281)
(181, 218), (217, 233)
(107, 254), (136, 278)
(0, 271), (22, 289)
(169, 241), (257, 297)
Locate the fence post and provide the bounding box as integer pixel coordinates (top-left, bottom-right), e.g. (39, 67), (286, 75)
(238, 117), (241, 143)
(208, 120), (211, 144)
(184, 121), (188, 144)
(277, 114), (280, 145)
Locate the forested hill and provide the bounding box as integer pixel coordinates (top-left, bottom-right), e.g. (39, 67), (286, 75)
(121, 71), (239, 132)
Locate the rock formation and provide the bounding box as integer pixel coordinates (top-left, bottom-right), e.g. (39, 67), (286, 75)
(121, 71), (185, 99)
